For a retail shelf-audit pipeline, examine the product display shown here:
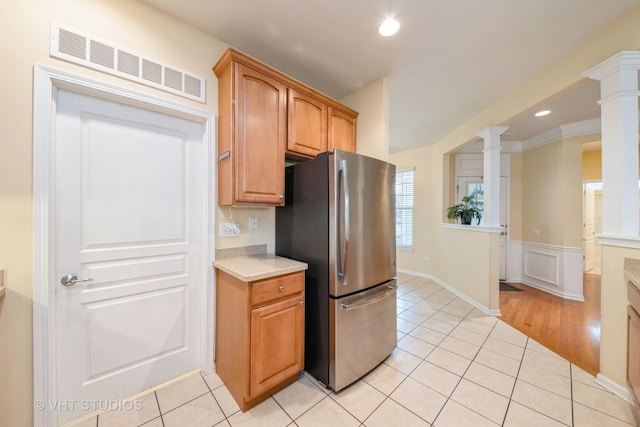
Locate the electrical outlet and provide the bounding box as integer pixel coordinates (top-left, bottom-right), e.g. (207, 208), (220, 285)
(532, 228), (540, 236)
(219, 223), (240, 237)
(423, 256), (431, 262)
(248, 216), (258, 231)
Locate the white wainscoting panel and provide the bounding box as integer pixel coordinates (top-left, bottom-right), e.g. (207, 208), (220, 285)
(521, 241), (584, 301)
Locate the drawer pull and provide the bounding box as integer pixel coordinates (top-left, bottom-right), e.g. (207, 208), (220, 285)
(279, 286), (285, 292)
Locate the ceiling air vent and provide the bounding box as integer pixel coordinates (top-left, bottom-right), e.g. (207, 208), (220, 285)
(50, 22), (205, 103)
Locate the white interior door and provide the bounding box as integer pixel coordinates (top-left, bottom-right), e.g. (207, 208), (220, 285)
(583, 187), (595, 272)
(54, 89), (206, 423)
(457, 176), (508, 280)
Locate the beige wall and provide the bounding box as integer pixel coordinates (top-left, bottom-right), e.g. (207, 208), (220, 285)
(433, 228), (500, 310)
(522, 138), (583, 247)
(341, 78), (390, 161)
(583, 149), (603, 181)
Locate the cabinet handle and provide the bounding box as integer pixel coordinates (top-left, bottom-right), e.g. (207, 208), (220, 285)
(279, 195), (284, 199)
(299, 301), (304, 306)
(279, 286), (285, 292)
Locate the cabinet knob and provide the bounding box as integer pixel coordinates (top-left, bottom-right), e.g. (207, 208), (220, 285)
(279, 286), (285, 292)
(279, 195), (284, 199)
(299, 301), (304, 306)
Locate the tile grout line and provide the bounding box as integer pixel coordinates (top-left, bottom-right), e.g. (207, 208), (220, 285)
(200, 372), (233, 425)
(500, 335), (528, 426)
(269, 396), (296, 425)
(432, 310), (504, 426)
(570, 363), (575, 427)
(153, 390), (165, 427)
(408, 286), (502, 426)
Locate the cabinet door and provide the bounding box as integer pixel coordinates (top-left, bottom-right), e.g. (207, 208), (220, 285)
(629, 306), (640, 408)
(287, 88), (327, 157)
(328, 107), (357, 153)
(250, 295), (304, 398)
(234, 63), (286, 205)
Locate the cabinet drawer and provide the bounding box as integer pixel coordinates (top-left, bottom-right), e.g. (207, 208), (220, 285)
(251, 272), (304, 306)
(629, 282), (640, 314)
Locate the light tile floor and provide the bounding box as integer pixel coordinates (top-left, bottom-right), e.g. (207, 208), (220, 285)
(73, 273), (639, 427)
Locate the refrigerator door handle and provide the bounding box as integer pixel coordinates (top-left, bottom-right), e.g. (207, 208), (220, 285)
(338, 159), (350, 285)
(339, 284), (396, 311)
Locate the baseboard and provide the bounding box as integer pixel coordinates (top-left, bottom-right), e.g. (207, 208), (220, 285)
(397, 268), (501, 317)
(596, 373), (634, 405)
(520, 279), (585, 302)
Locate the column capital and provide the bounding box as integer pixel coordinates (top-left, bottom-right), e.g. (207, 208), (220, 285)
(582, 51), (640, 81)
(477, 126), (509, 142)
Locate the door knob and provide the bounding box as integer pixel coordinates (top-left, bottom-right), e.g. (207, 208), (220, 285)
(60, 273), (93, 287)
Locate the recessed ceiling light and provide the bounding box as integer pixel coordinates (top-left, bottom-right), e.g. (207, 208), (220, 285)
(535, 110), (551, 117)
(379, 17), (400, 36)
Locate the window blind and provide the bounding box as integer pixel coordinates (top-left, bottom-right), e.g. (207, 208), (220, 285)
(395, 169), (414, 249)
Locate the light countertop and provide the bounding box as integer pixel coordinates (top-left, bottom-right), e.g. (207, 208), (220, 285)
(625, 258), (640, 292)
(213, 254), (307, 282)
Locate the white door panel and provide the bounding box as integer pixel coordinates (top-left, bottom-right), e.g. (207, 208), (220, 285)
(583, 187), (595, 272)
(54, 89), (205, 423)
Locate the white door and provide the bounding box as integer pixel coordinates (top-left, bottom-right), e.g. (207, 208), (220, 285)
(594, 190), (602, 273)
(54, 90), (205, 423)
(583, 186), (595, 272)
(457, 176), (508, 280)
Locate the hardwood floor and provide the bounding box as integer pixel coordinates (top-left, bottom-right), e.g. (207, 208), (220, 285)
(499, 273), (601, 376)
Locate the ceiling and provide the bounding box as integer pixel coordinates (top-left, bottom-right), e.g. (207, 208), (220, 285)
(142, 0), (639, 152)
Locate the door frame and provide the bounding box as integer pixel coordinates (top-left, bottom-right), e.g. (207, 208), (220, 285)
(32, 65), (215, 427)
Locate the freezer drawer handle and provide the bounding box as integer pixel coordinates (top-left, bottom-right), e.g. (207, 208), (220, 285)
(340, 284), (396, 311)
(338, 159), (350, 285)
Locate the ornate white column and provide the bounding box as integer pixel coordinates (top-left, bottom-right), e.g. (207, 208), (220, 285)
(477, 126), (509, 228)
(583, 52), (640, 236)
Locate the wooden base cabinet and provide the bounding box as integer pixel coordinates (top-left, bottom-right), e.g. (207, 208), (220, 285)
(215, 270), (304, 411)
(628, 281), (640, 411)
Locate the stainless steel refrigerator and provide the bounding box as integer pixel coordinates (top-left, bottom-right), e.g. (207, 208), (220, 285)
(276, 150), (397, 391)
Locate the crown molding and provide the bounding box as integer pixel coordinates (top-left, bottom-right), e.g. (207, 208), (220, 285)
(582, 51), (640, 81)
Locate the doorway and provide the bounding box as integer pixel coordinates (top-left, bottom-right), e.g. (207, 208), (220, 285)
(583, 182), (603, 274)
(33, 66), (214, 426)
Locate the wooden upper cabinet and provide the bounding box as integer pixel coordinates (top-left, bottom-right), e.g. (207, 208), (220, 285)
(213, 48), (358, 206)
(328, 107), (357, 153)
(215, 51), (286, 206)
(287, 88), (327, 157)
(233, 64), (286, 205)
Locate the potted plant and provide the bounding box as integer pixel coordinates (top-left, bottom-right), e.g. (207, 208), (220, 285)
(446, 194), (483, 225)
